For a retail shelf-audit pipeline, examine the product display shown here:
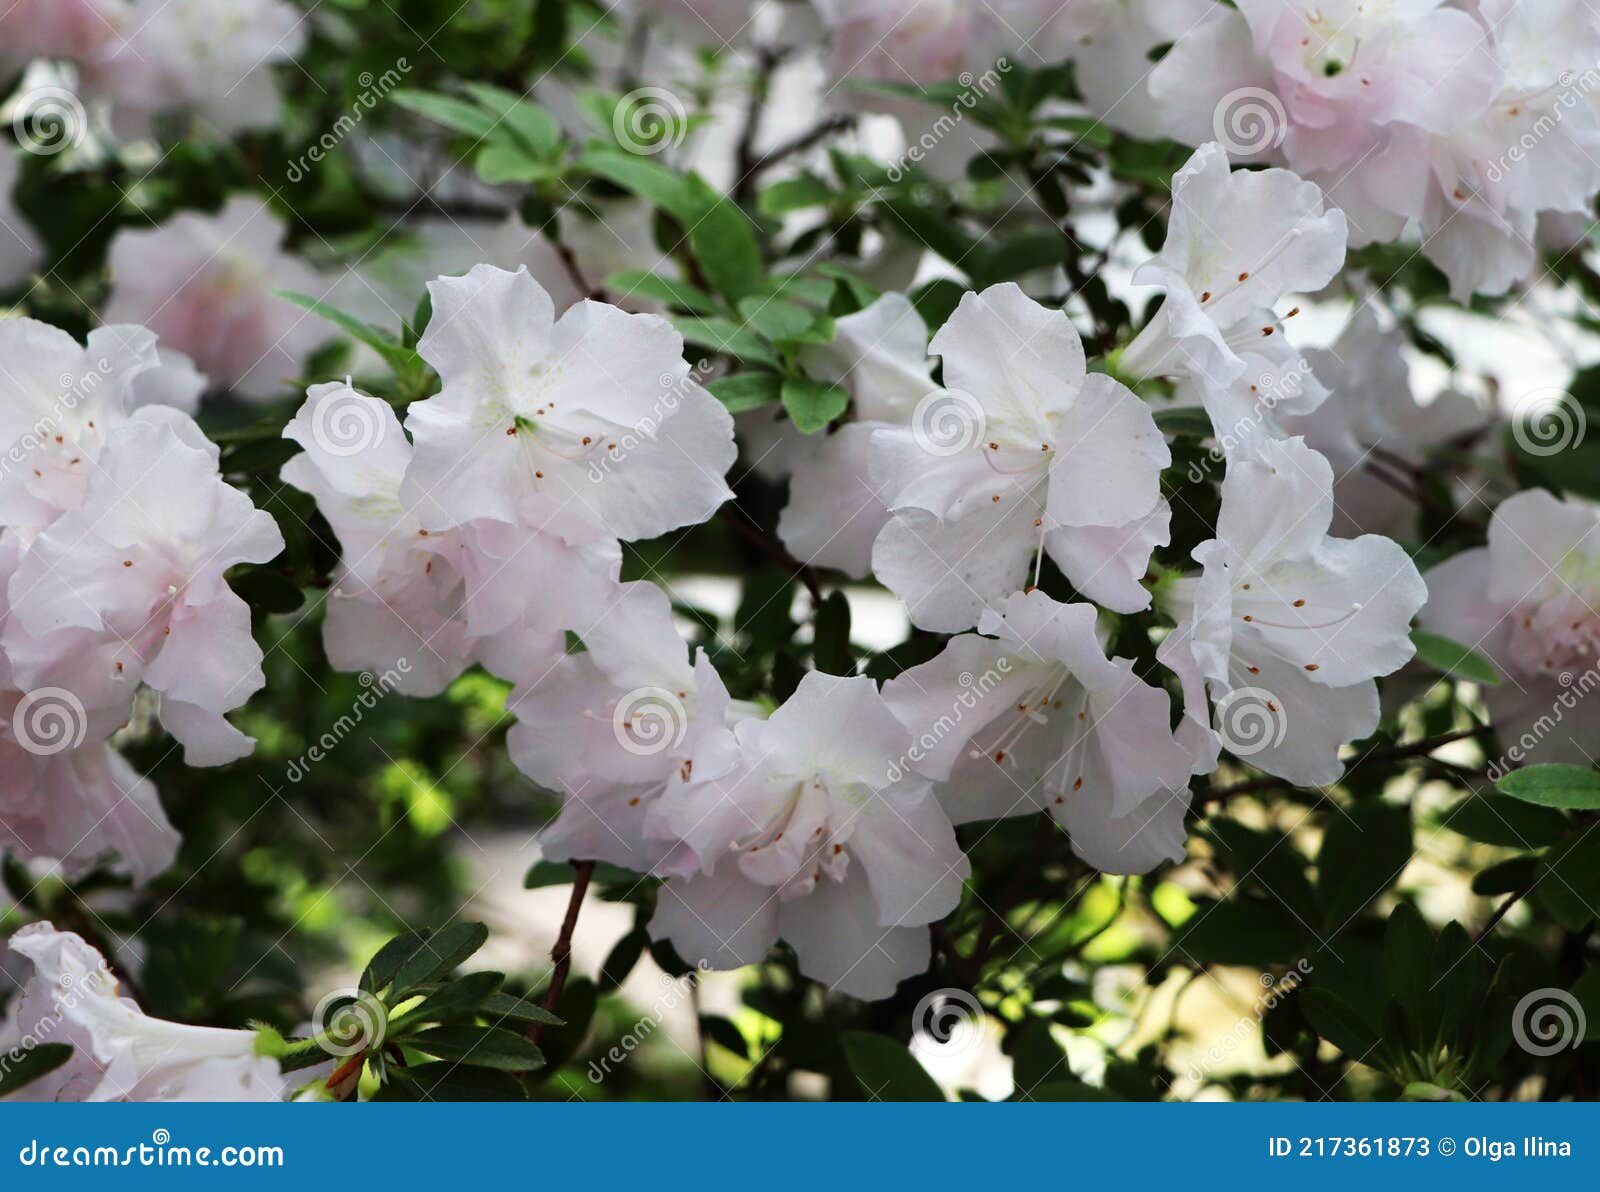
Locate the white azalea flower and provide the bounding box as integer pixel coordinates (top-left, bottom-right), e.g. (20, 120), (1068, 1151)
(509, 581), (756, 877)
(0, 317), (209, 535)
(869, 283), (1171, 629)
(884, 590), (1196, 874)
(402, 265), (736, 545)
(1158, 436), (1426, 786)
(1421, 490), (1600, 770)
(104, 196), (326, 401)
(653, 671), (968, 999)
(779, 293), (936, 578)
(0, 717), (178, 887)
(83, 0), (306, 138)
(1120, 141), (1344, 406)
(0, 924), (286, 1102)
(281, 382), (618, 692)
(6, 419), (283, 765)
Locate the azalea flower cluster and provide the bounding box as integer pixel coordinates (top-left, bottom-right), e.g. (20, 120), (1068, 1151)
(1, 0), (305, 137)
(1133, 0), (1600, 298)
(0, 316), (276, 884)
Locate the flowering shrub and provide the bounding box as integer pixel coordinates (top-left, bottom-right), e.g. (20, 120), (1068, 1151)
(1, 0), (1598, 1103)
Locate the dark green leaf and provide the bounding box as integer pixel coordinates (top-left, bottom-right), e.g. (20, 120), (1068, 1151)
(708, 371), (782, 413)
(839, 1031), (945, 1102)
(1317, 801), (1412, 928)
(0, 1043), (73, 1097)
(1498, 764), (1600, 810)
(409, 1025), (544, 1071)
(1410, 630), (1501, 686)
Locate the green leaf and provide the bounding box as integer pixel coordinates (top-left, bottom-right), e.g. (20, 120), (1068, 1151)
(1014, 1079), (1118, 1101)
(699, 1015), (747, 1057)
(391, 90), (499, 138)
(782, 377), (849, 433)
(673, 317), (780, 367)
(481, 992), (563, 1027)
(458, 84), (561, 156)
(708, 371), (782, 413)
(839, 1031), (946, 1102)
(1154, 407), (1215, 438)
(523, 860), (636, 889)
(759, 174), (836, 215)
(1317, 801), (1412, 929)
(474, 140), (549, 185)
(1301, 989), (1381, 1061)
(274, 291), (422, 377)
(386, 922), (490, 1000)
(1382, 901), (1432, 1031)
(738, 296), (817, 344)
(228, 567), (303, 615)
(686, 185), (764, 302)
(813, 591), (854, 676)
(1497, 764), (1600, 810)
(1471, 854), (1538, 896)
(1536, 830), (1600, 931)
(409, 1025), (544, 1071)
(1410, 630), (1501, 686)
(397, 971), (504, 1028)
(0, 1043), (73, 1097)
(1174, 898), (1304, 966)
(606, 271), (720, 313)
(1444, 794), (1568, 849)
(597, 930), (648, 992)
(374, 1062), (526, 1101)
(578, 149), (696, 223)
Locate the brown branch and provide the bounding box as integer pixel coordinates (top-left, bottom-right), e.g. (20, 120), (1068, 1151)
(747, 115), (858, 180)
(528, 859), (594, 1045)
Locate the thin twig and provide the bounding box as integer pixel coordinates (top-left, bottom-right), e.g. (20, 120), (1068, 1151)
(528, 860), (595, 1045)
